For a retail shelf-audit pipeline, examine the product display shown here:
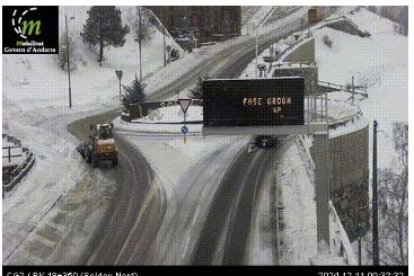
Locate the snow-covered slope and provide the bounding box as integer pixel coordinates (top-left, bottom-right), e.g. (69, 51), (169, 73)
(315, 8), (407, 169)
(2, 6), (184, 263)
(3, 6), (184, 113)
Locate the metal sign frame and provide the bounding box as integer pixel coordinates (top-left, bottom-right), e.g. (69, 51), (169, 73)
(203, 77), (305, 127)
(178, 98), (192, 114)
(115, 70), (123, 81)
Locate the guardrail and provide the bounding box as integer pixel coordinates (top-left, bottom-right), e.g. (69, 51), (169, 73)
(3, 145), (24, 163)
(2, 134), (36, 194)
(296, 135), (315, 183)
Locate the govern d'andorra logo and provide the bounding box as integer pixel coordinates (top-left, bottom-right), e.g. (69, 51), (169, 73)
(3, 6), (58, 54)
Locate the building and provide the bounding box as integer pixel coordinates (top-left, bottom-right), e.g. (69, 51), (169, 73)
(147, 6), (241, 44)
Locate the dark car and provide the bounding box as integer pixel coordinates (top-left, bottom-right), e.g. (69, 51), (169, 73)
(255, 135), (279, 148)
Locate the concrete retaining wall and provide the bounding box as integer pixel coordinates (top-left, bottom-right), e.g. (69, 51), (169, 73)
(310, 125), (370, 243)
(330, 125), (370, 241)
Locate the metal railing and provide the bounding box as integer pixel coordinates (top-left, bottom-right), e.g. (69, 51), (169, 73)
(2, 134), (36, 193)
(318, 80), (368, 97)
(2, 145), (25, 163)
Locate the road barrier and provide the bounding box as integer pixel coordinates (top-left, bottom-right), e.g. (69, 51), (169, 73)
(3, 145), (23, 163)
(2, 134), (36, 194)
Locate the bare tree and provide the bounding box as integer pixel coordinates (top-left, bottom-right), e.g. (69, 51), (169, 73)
(190, 74), (209, 99)
(376, 122), (408, 265)
(363, 122), (408, 266)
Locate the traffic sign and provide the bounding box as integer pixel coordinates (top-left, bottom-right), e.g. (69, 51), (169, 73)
(115, 70), (123, 81)
(181, 126), (189, 134)
(178, 98), (192, 114)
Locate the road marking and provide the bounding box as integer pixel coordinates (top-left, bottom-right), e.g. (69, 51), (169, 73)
(114, 182), (158, 265)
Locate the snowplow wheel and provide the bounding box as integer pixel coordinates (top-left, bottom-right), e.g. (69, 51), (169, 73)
(92, 153), (98, 167)
(86, 151), (92, 163)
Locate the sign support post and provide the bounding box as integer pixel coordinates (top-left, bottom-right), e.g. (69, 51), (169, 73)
(178, 98), (192, 144)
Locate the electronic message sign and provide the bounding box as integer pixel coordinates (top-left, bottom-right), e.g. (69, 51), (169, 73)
(203, 77), (304, 127)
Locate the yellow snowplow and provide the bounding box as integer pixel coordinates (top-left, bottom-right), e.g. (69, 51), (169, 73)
(77, 123), (118, 167)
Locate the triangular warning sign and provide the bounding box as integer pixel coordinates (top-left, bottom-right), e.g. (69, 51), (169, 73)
(178, 98), (192, 114)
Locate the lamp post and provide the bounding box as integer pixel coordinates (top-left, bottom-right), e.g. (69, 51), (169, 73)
(138, 7), (143, 82)
(248, 11), (271, 79)
(147, 8), (167, 67)
(255, 28), (258, 78)
(65, 15), (75, 108)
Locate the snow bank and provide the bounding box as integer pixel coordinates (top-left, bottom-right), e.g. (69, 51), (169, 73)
(277, 141), (318, 265)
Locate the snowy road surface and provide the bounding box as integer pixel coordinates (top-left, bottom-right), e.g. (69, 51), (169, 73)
(65, 15), (306, 264)
(68, 110), (164, 265)
(4, 8), (312, 265)
(190, 145), (282, 265)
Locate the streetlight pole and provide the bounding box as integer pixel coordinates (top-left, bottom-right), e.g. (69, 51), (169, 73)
(163, 24), (166, 67)
(255, 28), (258, 78)
(147, 8), (167, 67)
(138, 7), (142, 82)
(372, 120), (379, 265)
(65, 14), (72, 108)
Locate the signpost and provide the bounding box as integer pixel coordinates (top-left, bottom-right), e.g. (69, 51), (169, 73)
(181, 126), (188, 134)
(115, 70), (123, 99)
(178, 98), (192, 143)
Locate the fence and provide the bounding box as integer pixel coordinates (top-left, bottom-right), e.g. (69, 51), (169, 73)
(2, 134), (36, 194)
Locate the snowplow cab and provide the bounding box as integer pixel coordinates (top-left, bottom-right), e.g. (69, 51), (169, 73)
(90, 124), (118, 167)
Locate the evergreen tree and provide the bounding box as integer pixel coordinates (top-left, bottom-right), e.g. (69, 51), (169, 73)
(81, 6), (129, 66)
(122, 75), (147, 108)
(190, 74), (209, 99)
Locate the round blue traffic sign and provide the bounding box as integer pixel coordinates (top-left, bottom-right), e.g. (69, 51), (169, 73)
(181, 126), (188, 134)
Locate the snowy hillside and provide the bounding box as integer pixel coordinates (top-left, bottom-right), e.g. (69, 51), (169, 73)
(2, 6), (184, 263)
(315, 8), (408, 170)
(3, 6), (183, 113)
